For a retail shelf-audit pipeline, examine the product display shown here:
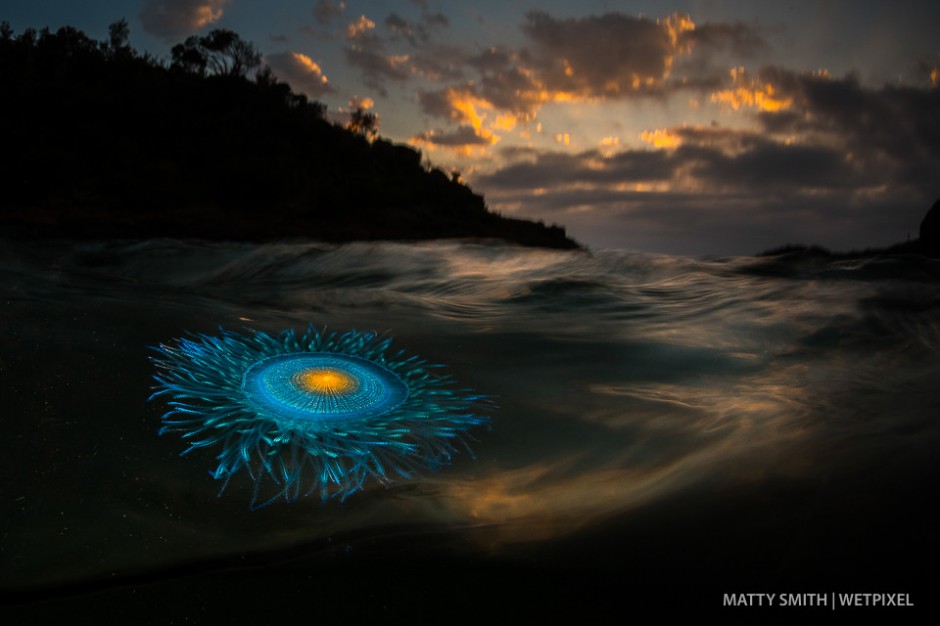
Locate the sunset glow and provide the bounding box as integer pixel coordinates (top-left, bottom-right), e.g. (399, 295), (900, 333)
(10, 0), (936, 255)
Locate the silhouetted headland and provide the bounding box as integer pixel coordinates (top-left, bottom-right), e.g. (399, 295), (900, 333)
(0, 23), (579, 250)
(759, 198), (940, 260)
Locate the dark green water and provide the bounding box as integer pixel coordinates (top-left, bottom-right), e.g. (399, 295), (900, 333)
(2, 239), (938, 620)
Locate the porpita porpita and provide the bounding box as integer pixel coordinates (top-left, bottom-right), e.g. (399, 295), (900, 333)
(149, 326), (490, 507)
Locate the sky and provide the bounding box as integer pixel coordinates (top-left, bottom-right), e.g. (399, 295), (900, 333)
(4, 0), (939, 255)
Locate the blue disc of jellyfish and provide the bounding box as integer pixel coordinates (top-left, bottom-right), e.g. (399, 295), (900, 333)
(149, 326), (490, 507)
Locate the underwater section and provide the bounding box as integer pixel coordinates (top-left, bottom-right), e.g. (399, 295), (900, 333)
(2, 238), (938, 617)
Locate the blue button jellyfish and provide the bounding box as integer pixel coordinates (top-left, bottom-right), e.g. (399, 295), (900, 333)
(150, 326), (490, 507)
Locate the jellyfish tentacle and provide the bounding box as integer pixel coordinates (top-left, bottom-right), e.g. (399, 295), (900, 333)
(149, 326), (491, 507)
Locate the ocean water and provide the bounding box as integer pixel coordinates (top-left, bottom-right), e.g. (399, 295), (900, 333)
(2, 238), (939, 619)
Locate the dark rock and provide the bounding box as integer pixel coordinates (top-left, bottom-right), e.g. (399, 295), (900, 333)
(759, 199), (940, 261)
(919, 198), (940, 250)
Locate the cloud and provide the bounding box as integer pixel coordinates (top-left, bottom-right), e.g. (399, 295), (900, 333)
(385, 12), (424, 45)
(410, 126), (499, 156)
(640, 129), (682, 149)
(139, 0), (228, 39)
(478, 125), (873, 197)
(342, 13), (416, 94)
(341, 4), (455, 92)
(407, 43), (467, 81)
(416, 13), (699, 127)
(344, 47), (410, 95)
(384, 7), (448, 46)
(711, 67), (793, 111)
(670, 21), (767, 88)
(313, 0), (345, 26)
(410, 10), (765, 156)
(471, 66), (940, 254)
(475, 148), (674, 191)
(348, 95), (374, 110)
(683, 21), (766, 58)
(416, 86), (524, 146)
(345, 14), (376, 40)
(265, 52), (333, 99)
(520, 11), (696, 97)
(725, 67), (940, 188)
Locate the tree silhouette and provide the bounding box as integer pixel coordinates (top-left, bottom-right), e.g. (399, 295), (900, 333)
(106, 19), (130, 55)
(347, 107), (379, 140)
(171, 29), (261, 77)
(1, 21), (578, 249)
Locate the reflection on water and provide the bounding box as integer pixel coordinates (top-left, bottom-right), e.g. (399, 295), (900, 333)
(2, 238), (939, 603)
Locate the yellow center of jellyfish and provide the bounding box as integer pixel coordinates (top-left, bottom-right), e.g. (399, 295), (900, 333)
(294, 368), (359, 395)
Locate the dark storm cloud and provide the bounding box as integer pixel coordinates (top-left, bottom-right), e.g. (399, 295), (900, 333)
(478, 128), (888, 196)
(385, 13), (410, 36)
(671, 21), (768, 87)
(471, 67), (940, 255)
(385, 8), (448, 46)
(479, 173), (930, 256)
(466, 45), (515, 74)
(139, 0), (229, 39)
(415, 10), (766, 132)
(381, 10), (458, 82)
(416, 89), (452, 119)
(411, 126), (494, 147)
(520, 10), (687, 97)
(477, 149), (675, 190)
(687, 141), (855, 189)
(406, 0), (448, 27)
(407, 44), (467, 81)
(343, 15), (411, 95)
(344, 45), (410, 94)
(415, 48), (544, 124)
(339, 2), (454, 94)
(684, 21), (766, 57)
(473, 61), (543, 115)
(749, 67), (940, 188)
(476, 68), (939, 196)
(313, 0), (345, 26)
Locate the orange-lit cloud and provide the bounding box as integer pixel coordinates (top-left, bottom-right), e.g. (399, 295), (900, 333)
(416, 10), (752, 149)
(139, 0), (229, 38)
(346, 14), (376, 39)
(417, 88), (518, 151)
(348, 96), (374, 110)
(710, 67), (793, 111)
(492, 114), (518, 132)
(521, 11), (697, 98)
(265, 51), (333, 99)
(409, 125), (499, 156)
(448, 90), (489, 131)
(291, 53), (325, 77)
(640, 128), (682, 149)
(661, 13), (697, 57)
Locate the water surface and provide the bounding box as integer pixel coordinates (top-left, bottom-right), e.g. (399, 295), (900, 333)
(2, 239), (938, 618)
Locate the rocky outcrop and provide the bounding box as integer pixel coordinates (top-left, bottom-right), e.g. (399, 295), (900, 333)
(919, 198), (940, 252)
